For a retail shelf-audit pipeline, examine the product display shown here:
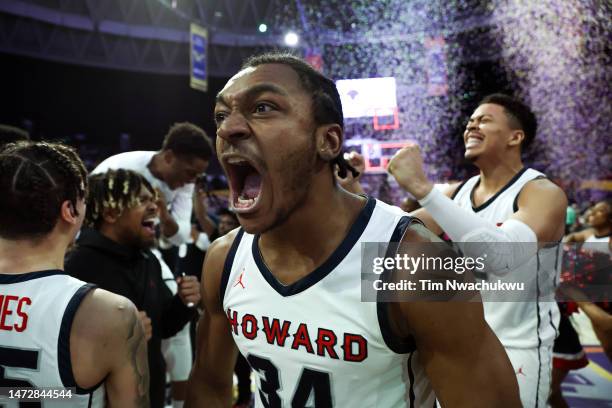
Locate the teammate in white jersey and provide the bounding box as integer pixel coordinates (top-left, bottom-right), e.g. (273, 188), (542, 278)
(0, 141), (149, 407)
(93, 122), (213, 246)
(186, 53), (520, 407)
(389, 93), (568, 407)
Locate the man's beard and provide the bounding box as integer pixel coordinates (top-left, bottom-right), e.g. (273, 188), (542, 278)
(259, 134), (318, 234)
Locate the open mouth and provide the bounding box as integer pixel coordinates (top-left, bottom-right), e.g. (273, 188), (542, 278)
(141, 218), (158, 235)
(224, 156), (263, 213)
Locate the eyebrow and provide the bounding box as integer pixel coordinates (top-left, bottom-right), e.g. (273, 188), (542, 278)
(468, 113), (493, 121)
(215, 83), (289, 106)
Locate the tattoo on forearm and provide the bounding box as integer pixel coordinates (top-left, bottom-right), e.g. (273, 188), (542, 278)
(127, 311), (150, 407)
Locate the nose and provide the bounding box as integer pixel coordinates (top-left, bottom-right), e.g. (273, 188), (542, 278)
(148, 199), (159, 214)
(217, 111), (251, 143)
(466, 120), (479, 132)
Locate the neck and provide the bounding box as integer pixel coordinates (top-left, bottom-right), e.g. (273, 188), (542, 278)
(0, 235), (67, 274)
(475, 153), (524, 193)
(147, 152), (165, 183)
(260, 175), (365, 265)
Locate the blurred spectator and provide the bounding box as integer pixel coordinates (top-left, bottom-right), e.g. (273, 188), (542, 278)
(565, 200), (611, 247)
(565, 203), (577, 234)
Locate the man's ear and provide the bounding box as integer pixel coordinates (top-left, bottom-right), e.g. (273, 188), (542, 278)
(316, 124), (343, 162)
(508, 130), (525, 148)
(60, 200), (79, 225)
(162, 149), (175, 165)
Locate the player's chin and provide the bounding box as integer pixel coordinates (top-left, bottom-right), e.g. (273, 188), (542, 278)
(138, 234), (157, 249)
(234, 212), (273, 235)
(464, 149), (480, 162)
(236, 202), (286, 235)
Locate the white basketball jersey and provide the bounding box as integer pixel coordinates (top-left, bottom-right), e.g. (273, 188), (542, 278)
(452, 168), (561, 348)
(222, 198), (435, 407)
(583, 233), (611, 254)
(0, 271), (105, 407)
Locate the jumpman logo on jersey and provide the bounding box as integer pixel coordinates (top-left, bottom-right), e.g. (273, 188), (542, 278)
(515, 366), (526, 377)
(233, 268), (246, 289)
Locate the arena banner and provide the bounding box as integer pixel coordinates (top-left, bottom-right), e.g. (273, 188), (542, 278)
(190, 23), (208, 92)
(424, 36), (448, 96)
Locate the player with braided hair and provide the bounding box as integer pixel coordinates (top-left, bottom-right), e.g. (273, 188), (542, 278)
(0, 141), (87, 238)
(0, 124), (29, 150)
(0, 141), (150, 407)
(66, 168), (201, 408)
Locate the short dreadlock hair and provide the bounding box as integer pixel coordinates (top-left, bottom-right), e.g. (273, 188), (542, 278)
(0, 141), (87, 240)
(241, 52), (359, 179)
(85, 169), (155, 229)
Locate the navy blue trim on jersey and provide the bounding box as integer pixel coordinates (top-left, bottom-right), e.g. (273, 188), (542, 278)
(252, 196), (376, 297)
(535, 251), (542, 408)
(0, 346), (39, 369)
(548, 244), (561, 338)
(469, 167), (527, 212)
(219, 228), (245, 306)
(407, 352), (416, 408)
(450, 179), (469, 200)
(58, 283), (97, 394)
(512, 174), (547, 213)
(0, 270), (65, 284)
(377, 216), (418, 354)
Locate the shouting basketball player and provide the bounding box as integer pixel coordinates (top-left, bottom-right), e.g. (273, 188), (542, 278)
(185, 54), (520, 407)
(388, 94), (568, 407)
(0, 141), (149, 407)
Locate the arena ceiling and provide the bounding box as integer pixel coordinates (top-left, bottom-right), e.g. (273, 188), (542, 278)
(0, 0), (495, 76)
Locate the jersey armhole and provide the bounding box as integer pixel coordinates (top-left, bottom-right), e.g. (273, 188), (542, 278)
(450, 179), (469, 200)
(57, 283), (103, 394)
(377, 216), (418, 354)
(512, 175), (548, 213)
(218, 228), (245, 308)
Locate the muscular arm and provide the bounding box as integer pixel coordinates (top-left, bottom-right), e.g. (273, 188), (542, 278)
(185, 231), (240, 407)
(577, 302), (612, 360)
(564, 228), (594, 243)
(510, 178), (567, 242)
(391, 225), (521, 407)
(71, 289), (150, 407)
